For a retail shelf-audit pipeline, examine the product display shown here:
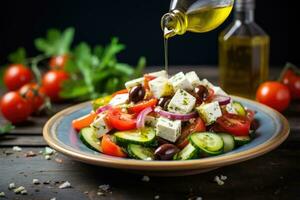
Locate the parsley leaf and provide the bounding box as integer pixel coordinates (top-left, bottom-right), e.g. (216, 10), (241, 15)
(8, 47), (27, 64)
(0, 123), (15, 135)
(34, 27), (75, 56)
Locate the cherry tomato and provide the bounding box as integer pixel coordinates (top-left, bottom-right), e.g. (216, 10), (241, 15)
(101, 134), (127, 157)
(19, 83), (45, 113)
(0, 91), (32, 124)
(176, 118), (206, 149)
(216, 113), (251, 136)
(144, 75), (156, 90)
(72, 112), (98, 131)
(111, 89), (128, 97)
(128, 98), (158, 114)
(107, 108), (136, 131)
(282, 69), (300, 99)
(49, 55), (68, 70)
(42, 70), (69, 101)
(4, 64), (33, 91)
(256, 81), (290, 112)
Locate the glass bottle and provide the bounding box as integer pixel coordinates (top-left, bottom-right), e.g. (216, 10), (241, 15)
(161, 0), (234, 38)
(218, 0), (269, 99)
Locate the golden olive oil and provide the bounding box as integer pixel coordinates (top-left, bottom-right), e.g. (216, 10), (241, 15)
(162, 3), (233, 72)
(219, 36), (269, 99)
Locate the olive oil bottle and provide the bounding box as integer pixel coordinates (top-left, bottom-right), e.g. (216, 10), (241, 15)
(219, 0), (269, 99)
(161, 0), (234, 72)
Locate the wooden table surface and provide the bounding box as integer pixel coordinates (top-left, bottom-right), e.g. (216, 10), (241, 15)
(0, 66), (299, 200)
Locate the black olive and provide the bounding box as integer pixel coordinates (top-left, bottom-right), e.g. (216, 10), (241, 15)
(194, 85), (209, 101)
(154, 144), (179, 160)
(128, 85), (145, 103)
(158, 97), (171, 110)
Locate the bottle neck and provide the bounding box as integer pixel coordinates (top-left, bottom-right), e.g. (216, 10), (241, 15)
(235, 9), (255, 23)
(161, 9), (187, 38)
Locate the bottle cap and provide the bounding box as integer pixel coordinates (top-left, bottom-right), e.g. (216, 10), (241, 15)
(235, 0), (255, 11)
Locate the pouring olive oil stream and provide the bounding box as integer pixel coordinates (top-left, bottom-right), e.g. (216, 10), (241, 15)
(161, 0), (234, 72)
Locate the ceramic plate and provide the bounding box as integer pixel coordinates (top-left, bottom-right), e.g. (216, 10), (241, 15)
(43, 96), (289, 176)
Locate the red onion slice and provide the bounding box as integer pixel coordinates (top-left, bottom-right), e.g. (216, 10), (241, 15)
(212, 95), (231, 106)
(155, 107), (198, 121)
(136, 107), (153, 129)
(96, 104), (112, 114)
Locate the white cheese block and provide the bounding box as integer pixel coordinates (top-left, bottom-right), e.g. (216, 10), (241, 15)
(169, 72), (193, 91)
(156, 117), (181, 142)
(185, 71), (201, 87)
(90, 112), (111, 138)
(149, 77), (173, 98)
(196, 101), (222, 125)
(148, 70), (168, 78)
(225, 101), (237, 114)
(200, 79), (215, 89)
(125, 77), (144, 89)
(109, 93), (128, 106)
(168, 89), (196, 114)
(213, 86), (228, 96)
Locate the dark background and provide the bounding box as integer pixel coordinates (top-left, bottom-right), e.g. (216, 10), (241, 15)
(0, 0), (296, 67)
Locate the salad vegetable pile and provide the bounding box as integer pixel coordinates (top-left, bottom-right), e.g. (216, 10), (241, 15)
(72, 70), (257, 160)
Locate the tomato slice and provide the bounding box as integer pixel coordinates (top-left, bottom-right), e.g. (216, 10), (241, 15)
(128, 98), (158, 114)
(72, 112), (97, 131)
(176, 118), (206, 149)
(107, 108), (136, 131)
(216, 113), (250, 136)
(111, 89), (128, 97)
(101, 134), (127, 157)
(144, 75), (156, 90)
(205, 88), (215, 102)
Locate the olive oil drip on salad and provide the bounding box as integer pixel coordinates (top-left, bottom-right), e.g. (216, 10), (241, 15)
(162, 3), (233, 72)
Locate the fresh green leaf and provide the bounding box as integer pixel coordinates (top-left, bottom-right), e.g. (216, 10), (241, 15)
(100, 37), (125, 67)
(8, 47), (27, 64)
(0, 123), (15, 135)
(34, 27), (75, 56)
(60, 79), (90, 99)
(113, 63), (134, 76)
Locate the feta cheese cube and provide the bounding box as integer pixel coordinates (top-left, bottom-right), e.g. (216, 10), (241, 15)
(168, 89), (196, 114)
(148, 70), (168, 78)
(200, 79), (215, 88)
(169, 72), (193, 91)
(125, 77), (144, 89)
(145, 115), (157, 127)
(185, 71), (201, 87)
(225, 102), (237, 114)
(213, 86), (228, 96)
(90, 112), (111, 138)
(149, 77), (173, 98)
(156, 117), (181, 142)
(196, 101), (222, 125)
(109, 93), (128, 106)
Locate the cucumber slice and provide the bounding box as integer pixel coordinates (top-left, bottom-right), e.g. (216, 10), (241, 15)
(218, 133), (235, 152)
(232, 101), (246, 116)
(234, 135), (251, 146)
(79, 127), (102, 152)
(127, 144), (155, 160)
(175, 143), (198, 160)
(114, 127), (156, 147)
(190, 132), (224, 155)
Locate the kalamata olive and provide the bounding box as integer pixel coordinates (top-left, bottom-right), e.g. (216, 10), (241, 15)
(158, 97), (171, 110)
(129, 85), (145, 103)
(154, 144), (180, 160)
(194, 85), (209, 101)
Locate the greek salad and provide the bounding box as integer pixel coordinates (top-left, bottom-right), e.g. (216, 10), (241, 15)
(72, 70), (257, 160)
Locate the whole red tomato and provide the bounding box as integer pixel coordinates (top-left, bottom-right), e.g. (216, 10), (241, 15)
(49, 55), (68, 70)
(256, 81), (291, 112)
(0, 91), (32, 123)
(42, 70), (69, 102)
(282, 69), (300, 99)
(19, 83), (46, 113)
(4, 64), (33, 91)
